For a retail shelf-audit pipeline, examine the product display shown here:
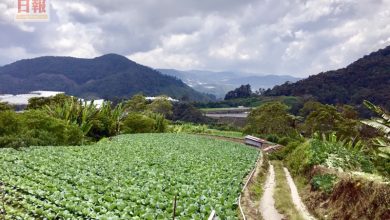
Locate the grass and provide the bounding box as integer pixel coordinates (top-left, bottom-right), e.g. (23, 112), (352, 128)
(207, 129), (244, 138)
(239, 153), (267, 220)
(248, 156), (268, 201)
(272, 160), (305, 220)
(170, 123), (244, 139)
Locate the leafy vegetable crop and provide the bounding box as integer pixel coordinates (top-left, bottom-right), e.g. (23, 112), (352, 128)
(0, 133), (258, 219)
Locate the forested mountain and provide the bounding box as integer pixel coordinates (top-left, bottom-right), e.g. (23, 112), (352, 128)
(0, 54), (213, 101)
(265, 46), (390, 110)
(158, 69), (300, 99)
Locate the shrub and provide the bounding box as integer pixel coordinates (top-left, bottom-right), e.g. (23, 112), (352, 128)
(0, 135), (32, 149)
(286, 138), (375, 176)
(309, 139), (374, 173)
(286, 141), (312, 175)
(0, 102), (12, 111)
(310, 174), (337, 194)
(0, 111), (21, 136)
(266, 134), (279, 143)
(121, 113), (157, 134)
(277, 136), (293, 146)
(0, 110), (83, 148)
(268, 141), (301, 160)
(148, 113), (168, 133)
(20, 110), (83, 146)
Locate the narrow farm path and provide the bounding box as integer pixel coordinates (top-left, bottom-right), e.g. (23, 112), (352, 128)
(259, 162), (284, 220)
(200, 134), (313, 220)
(239, 152), (263, 219)
(283, 167), (316, 220)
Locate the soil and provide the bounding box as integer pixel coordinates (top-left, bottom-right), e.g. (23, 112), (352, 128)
(259, 163), (284, 220)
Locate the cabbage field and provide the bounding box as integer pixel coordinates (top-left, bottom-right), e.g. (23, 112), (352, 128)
(0, 133), (259, 219)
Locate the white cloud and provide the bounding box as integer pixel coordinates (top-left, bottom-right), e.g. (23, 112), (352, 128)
(0, 0), (389, 77)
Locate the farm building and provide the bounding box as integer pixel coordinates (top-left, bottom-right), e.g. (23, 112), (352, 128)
(244, 135), (268, 148)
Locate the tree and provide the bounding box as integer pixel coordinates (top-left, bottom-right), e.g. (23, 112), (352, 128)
(303, 103), (359, 138)
(224, 84), (252, 100)
(299, 101), (323, 118)
(27, 94), (73, 110)
(124, 94), (147, 113)
(254, 88), (266, 96)
(0, 102), (12, 111)
(244, 102), (294, 136)
(147, 96), (173, 117)
(171, 103), (211, 124)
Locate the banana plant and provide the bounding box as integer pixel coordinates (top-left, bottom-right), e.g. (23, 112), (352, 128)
(314, 132), (366, 153)
(362, 100), (390, 159)
(44, 98), (99, 141)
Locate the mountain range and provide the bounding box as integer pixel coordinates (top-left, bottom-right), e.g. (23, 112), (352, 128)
(265, 45), (390, 110)
(158, 69), (301, 98)
(0, 54), (213, 101)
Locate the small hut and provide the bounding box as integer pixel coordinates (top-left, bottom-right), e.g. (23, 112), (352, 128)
(244, 135), (267, 148)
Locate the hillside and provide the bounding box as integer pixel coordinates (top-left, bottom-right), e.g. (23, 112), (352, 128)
(265, 46), (390, 110)
(0, 54), (213, 101)
(159, 69), (300, 99)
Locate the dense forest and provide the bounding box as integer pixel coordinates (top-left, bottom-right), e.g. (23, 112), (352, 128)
(0, 54), (213, 101)
(265, 45), (390, 111)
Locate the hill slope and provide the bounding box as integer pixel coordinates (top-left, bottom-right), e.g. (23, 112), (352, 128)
(0, 54), (213, 101)
(158, 69), (300, 99)
(265, 46), (390, 110)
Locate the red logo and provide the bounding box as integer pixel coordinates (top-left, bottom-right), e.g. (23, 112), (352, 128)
(15, 0), (49, 21)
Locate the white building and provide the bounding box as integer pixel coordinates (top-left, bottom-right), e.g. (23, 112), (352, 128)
(145, 96), (179, 102)
(0, 91), (64, 106)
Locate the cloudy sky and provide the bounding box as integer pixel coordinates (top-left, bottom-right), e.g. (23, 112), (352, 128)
(1, 0), (390, 77)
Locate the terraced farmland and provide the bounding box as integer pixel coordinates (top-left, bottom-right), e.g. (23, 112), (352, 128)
(0, 133), (258, 219)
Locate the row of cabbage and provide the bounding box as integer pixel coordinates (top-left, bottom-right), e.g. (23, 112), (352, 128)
(0, 133), (258, 219)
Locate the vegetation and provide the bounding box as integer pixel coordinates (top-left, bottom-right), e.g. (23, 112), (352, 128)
(195, 96), (304, 115)
(273, 161), (304, 220)
(264, 45), (390, 112)
(286, 136), (374, 176)
(0, 54), (212, 101)
(362, 100), (390, 159)
(224, 84), (252, 100)
(244, 102), (294, 137)
(171, 102), (212, 124)
(362, 101), (390, 176)
(122, 113), (167, 134)
(0, 102), (12, 111)
(0, 133), (258, 219)
(0, 94), (177, 148)
(27, 94), (72, 110)
(170, 123), (243, 139)
(301, 102), (359, 138)
(146, 96), (173, 118)
(310, 174), (337, 194)
(0, 110), (83, 148)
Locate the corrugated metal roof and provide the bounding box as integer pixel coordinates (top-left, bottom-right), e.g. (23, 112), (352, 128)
(244, 135), (267, 143)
